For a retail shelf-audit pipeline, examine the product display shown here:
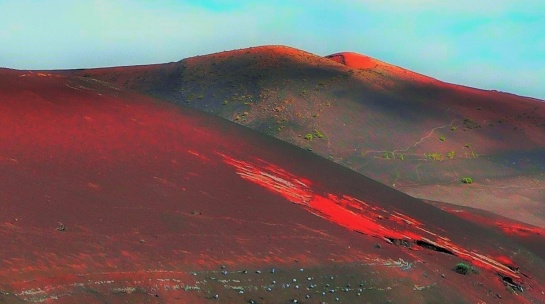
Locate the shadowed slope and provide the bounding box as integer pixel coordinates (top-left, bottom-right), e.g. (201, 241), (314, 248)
(2, 69), (545, 302)
(67, 45), (545, 228)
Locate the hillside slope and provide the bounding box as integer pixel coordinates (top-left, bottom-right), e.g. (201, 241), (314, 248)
(2, 69), (545, 302)
(68, 45), (545, 228)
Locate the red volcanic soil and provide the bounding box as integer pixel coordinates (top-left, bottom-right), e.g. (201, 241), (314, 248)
(326, 52), (377, 69)
(2, 68), (545, 303)
(428, 200), (545, 259)
(325, 52), (439, 84)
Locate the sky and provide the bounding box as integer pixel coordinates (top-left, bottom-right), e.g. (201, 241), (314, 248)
(1, 0), (544, 100)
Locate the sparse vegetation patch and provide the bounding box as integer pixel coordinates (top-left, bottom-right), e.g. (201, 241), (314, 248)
(426, 152), (444, 161)
(314, 130), (324, 138)
(461, 177), (473, 184)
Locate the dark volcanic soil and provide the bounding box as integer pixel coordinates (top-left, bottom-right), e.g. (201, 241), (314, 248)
(64, 45), (545, 230)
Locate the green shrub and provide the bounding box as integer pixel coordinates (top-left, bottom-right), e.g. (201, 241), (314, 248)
(450, 126), (457, 131)
(461, 177), (473, 184)
(439, 136), (446, 142)
(447, 151), (456, 159)
(455, 263), (470, 275)
(426, 152), (444, 161)
(304, 133), (314, 140)
(314, 130), (324, 138)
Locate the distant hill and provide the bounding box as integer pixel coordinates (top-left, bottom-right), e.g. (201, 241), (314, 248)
(67, 45), (545, 229)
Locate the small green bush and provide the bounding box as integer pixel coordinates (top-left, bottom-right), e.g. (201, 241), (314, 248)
(439, 136), (446, 142)
(304, 133), (314, 141)
(455, 263), (470, 275)
(426, 152), (444, 161)
(314, 130), (324, 138)
(447, 151), (456, 159)
(461, 177), (473, 184)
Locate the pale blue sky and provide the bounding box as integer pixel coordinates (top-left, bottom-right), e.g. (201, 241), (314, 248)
(1, 0), (544, 99)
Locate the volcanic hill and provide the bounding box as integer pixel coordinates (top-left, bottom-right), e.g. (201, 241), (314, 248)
(2, 68), (545, 302)
(68, 45), (545, 229)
